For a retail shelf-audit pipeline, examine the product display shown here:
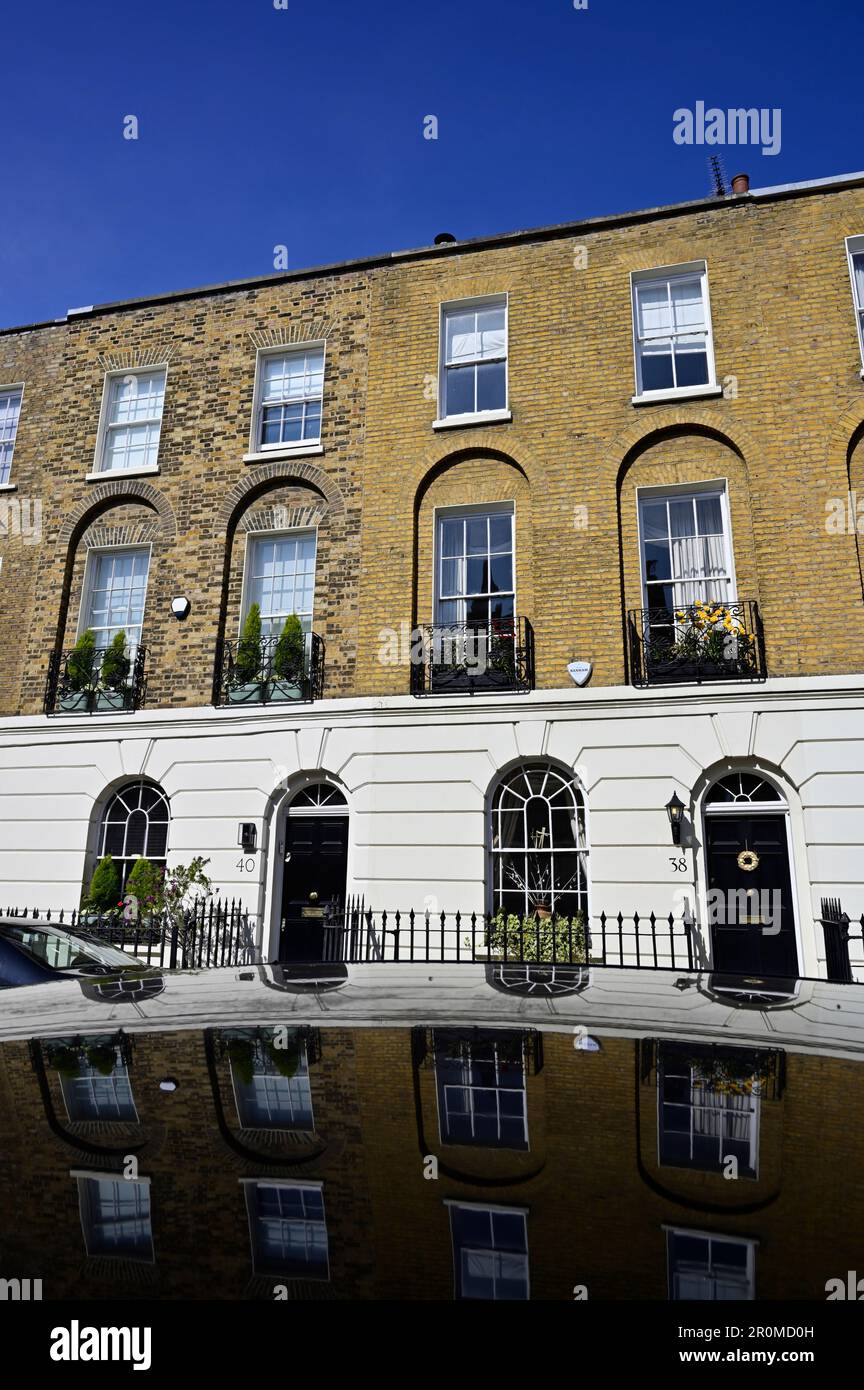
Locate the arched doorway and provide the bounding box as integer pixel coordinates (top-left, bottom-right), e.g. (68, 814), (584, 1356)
(279, 784), (348, 963)
(703, 773), (798, 980)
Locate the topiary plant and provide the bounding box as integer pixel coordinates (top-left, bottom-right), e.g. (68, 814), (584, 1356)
(67, 629), (97, 692)
(101, 631), (130, 690)
(234, 603), (262, 684)
(273, 613), (305, 681)
(226, 1037), (255, 1086)
(125, 857), (165, 916)
(85, 855), (121, 913)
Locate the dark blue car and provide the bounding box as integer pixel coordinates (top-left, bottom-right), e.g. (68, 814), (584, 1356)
(0, 920), (141, 987)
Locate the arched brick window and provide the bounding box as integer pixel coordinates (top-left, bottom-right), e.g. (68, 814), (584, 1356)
(489, 763), (589, 918)
(99, 781), (170, 891)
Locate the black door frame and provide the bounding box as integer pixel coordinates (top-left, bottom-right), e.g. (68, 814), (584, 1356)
(702, 789), (800, 979)
(267, 782), (351, 962)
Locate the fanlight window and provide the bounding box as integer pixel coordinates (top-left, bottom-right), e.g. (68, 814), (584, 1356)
(99, 781), (170, 890)
(490, 764), (588, 919)
(705, 773), (784, 806)
(288, 784), (347, 813)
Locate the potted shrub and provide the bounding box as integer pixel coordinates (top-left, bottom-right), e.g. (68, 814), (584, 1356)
(270, 614), (306, 701)
(61, 628), (97, 712)
(486, 910), (587, 964)
(266, 1033), (301, 1077)
(124, 856), (165, 930)
(85, 1042), (118, 1076)
(229, 604), (266, 703)
(226, 1036), (256, 1086)
(83, 855), (121, 917)
(97, 631), (131, 710)
(46, 1041), (83, 1079)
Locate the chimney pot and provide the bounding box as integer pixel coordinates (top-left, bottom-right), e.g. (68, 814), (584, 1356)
(731, 173), (750, 195)
(434, 232), (457, 245)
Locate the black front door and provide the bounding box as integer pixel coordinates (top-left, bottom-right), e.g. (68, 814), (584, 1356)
(280, 815), (349, 962)
(705, 813), (798, 978)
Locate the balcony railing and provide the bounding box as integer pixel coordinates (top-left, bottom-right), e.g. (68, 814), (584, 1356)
(45, 645), (147, 715)
(628, 599), (765, 687)
(215, 632), (325, 707)
(410, 616), (535, 696)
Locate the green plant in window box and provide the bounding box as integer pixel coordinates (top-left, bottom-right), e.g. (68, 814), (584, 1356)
(97, 631), (131, 709)
(61, 628), (97, 712)
(270, 614), (306, 701)
(226, 1036), (256, 1086)
(486, 911), (587, 964)
(229, 603), (266, 703)
(85, 1043), (118, 1076)
(266, 1034), (301, 1077)
(46, 1042), (83, 1080)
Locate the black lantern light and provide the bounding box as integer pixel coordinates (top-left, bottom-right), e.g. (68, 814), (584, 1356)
(666, 791), (685, 845)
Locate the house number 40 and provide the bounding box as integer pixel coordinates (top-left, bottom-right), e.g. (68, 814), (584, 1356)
(236, 858), (256, 873)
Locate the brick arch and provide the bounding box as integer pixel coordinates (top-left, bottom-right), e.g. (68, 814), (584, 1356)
(607, 409), (759, 486)
(824, 398), (864, 473)
(57, 479), (177, 544)
(403, 442), (546, 513)
(215, 461), (346, 532)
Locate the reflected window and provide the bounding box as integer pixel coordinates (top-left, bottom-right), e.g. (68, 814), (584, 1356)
(78, 1177), (153, 1260)
(490, 762), (589, 919)
(245, 1182), (329, 1279)
(667, 1229), (755, 1300)
(435, 1031), (527, 1148)
(659, 1048), (759, 1177)
(230, 1036), (314, 1131)
(448, 1203), (529, 1300)
(61, 1048), (137, 1122)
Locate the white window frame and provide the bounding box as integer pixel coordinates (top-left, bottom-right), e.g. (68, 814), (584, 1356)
(434, 1033), (529, 1150)
(60, 1046), (138, 1124)
(89, 365), (168, 480)
(657, 1051), (760, 1178)
(0, 382), (24, 491)
(635, 479), (738, 612)
(435, 294), (511, 429)
(230, 1037), (314, 1132)
(845, 235), (864, 375)
(77, 544), (152, 651)
(664, 1226), (757, 1301)
(433, 500), (515, 626)
(72, 1171), (155, 1263)
(239, 527), (318, 638)
(445, 1200), (530, 1301)
(630, 261), (721, 404)
(246, 342), (327, 463)
(241, 1179), (330, 1281)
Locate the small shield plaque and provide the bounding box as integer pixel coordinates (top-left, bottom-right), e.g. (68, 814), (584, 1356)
(567, 661), (593, 687)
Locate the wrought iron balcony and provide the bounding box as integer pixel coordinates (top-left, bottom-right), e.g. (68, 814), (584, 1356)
(45, 645), (147, 715)
(410, 616), (535, 696)
(215, 632), (325, 706)
(628, 599), (765, 687)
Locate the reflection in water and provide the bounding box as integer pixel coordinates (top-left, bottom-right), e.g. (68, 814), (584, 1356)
(0, 1018), (861, 1300)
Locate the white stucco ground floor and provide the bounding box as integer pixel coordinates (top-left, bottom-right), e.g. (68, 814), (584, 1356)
(0, 673), (862, 979)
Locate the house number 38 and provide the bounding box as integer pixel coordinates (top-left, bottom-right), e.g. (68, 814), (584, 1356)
(669, 857), (687, 872)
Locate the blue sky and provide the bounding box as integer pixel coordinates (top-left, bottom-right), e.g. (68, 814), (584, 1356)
(1, 0), (861, 328)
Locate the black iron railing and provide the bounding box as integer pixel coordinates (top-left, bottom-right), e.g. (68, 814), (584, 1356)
(410, 616), (534, 696)
(1, 897), (258, 969)
(321, 900), (695, 968)
(45, 644), (147, 715)
(215, 632), (325, 706)
(628, 599), (765, 686)
(820, 897), (864, 983)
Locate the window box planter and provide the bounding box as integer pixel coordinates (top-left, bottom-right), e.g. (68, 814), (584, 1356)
(227, 681), (269, 705)
(267, 679), (304, 702)
(94, 687), (132, 712)
(59, 691), (93, 714)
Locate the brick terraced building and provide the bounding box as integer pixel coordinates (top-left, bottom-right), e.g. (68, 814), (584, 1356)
(1, 169), (864, 979)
